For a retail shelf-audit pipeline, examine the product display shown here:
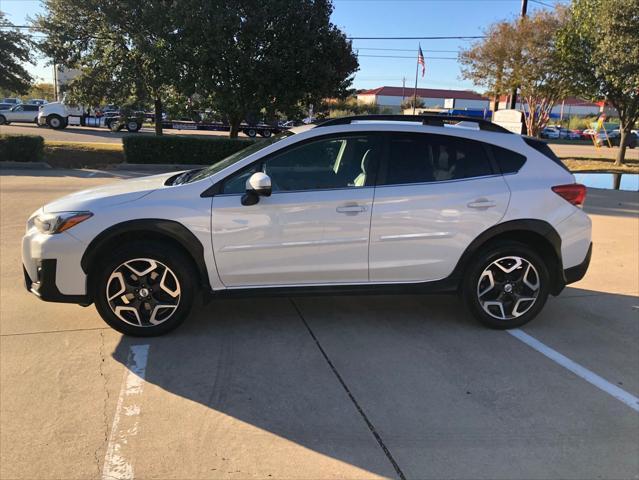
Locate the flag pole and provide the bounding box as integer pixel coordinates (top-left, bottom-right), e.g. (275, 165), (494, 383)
(412, 47), (419, 115)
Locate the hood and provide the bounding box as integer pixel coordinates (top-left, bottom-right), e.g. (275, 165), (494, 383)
(43, 171), (180, 212)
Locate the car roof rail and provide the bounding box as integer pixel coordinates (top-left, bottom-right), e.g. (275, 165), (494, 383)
(316, 114), (512, 134)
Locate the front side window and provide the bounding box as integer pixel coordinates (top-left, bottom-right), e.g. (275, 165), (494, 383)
(380, 133), (494, 186)
(221, 134), (381, 194)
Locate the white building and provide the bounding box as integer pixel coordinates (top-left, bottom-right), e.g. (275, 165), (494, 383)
(357, 86), (490, 113)
(497, 96), (613, 118)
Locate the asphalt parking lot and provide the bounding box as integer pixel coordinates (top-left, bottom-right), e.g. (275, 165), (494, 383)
(1, 168), (638, 479)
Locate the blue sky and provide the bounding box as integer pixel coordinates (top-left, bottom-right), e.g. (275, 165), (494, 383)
(1, 0), (562, 92)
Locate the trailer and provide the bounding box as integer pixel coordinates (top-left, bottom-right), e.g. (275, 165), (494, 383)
(161, 120), (286, 138)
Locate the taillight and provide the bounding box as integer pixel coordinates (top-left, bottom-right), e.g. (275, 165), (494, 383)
(552, 184), (586, 206)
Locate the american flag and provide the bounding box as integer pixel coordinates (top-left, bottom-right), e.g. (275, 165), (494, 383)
(417, 45), (426, 77)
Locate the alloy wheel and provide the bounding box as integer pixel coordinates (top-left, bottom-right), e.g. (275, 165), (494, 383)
(476, 256), (540, 320)
(106, 258), (181, 327)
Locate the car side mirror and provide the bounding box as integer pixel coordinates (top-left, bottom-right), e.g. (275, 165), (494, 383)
(241, 172), (272, 206)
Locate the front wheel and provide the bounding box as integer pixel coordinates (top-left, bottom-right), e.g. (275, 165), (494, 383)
(463, 241), (550, 329)
(47, 115), (66, 129)
(93, 242), (197, 336)
(126, 120), (141, 132)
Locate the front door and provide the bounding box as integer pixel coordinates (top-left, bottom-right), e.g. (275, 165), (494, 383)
(211, 133), (382, 287)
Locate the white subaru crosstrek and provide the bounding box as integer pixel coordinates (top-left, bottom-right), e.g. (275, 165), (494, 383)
(22, 115), (592, 336)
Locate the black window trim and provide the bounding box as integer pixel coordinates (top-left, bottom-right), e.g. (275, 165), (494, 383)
(203, 131), (386, 197)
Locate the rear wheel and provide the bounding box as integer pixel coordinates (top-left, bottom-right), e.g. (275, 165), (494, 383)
(244, 128), (257, 138)
(463, 241), (550, 329)
(0, 115), (7, 125)
(259, 129), (272, 138)
(93, 242), (197, 336)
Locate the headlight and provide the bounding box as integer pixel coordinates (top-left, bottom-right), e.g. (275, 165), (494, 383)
(33, 211), (93, 234)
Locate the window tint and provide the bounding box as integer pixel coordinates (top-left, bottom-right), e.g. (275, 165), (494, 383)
(222, 135), (380, 194)
(24, 105), (39, 111)
(490, 145), (527, 174)
(381, 133), (494, 185)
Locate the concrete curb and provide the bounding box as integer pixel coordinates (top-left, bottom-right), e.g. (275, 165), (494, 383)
(0, 161), (51, 170)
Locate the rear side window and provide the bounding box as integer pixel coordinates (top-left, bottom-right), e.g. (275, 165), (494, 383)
(24, 105), (39, 111)
(523, 137), (570, 172)
(490, 145), (527, 174)
(381, 133), (494, 185)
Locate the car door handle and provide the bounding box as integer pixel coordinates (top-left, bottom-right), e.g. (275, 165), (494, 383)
(467, 199), (496, 209)
(336, 205), (367, 214)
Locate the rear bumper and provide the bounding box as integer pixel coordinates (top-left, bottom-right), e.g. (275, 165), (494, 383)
(563, 242), (592, 286)
(23, 259), (91, 305)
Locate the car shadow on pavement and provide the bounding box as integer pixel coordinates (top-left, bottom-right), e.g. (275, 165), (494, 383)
(110, 287), (639, 478)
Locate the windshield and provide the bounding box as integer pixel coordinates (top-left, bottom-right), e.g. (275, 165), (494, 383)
(185, 130), (295, 184)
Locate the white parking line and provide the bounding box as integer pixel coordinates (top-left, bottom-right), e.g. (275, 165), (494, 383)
(509, 329), (639, 412)
(102, 344), (150, 480)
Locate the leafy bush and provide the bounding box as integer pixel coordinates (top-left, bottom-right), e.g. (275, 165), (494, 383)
(0, 135), (44, 162)
(123, 135), (254, 165)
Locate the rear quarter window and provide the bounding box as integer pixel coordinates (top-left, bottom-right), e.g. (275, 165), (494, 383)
(490, 144), (527, 174)
(523, 137), (570, 172)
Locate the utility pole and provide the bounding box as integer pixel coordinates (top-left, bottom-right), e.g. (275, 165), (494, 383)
(402, 77), (406, 103)
(508, 0), (528, 109)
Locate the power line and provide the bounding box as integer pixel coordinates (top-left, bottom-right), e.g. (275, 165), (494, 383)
(358, 54), (457, 59)
(349, 35), (484, 40)
(356, 47), (460, 52)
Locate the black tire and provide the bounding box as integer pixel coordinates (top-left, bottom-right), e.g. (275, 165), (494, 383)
(109, 120), (122, 132)
(93, 242), (197, 336)
(47, 115), (66, 129)
(126, 120), (141, 132)
(259, 129), (272, 138)
(245, 128), (257, 138)
(463, 241), (550, 329)
(0, 115), (5, 125)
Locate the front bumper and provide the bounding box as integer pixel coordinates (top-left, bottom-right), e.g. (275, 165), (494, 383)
(23, 259), (91, 305)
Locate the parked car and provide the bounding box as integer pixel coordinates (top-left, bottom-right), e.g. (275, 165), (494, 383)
(608, 131), (637, 149)
(0, 104), (41, 125)
(541, 127), (560, 139)
(1, 98), (21, 105)
(557, 128), (581, 140)
(22, 114), (592, 336)
(26, 99), (48, 106)
(0, 103), (13, 111)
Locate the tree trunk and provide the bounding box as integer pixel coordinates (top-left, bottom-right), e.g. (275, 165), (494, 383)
(154, 98), (163, 136)
(229, 118), (241, 139)
(615, 128), (628, 166)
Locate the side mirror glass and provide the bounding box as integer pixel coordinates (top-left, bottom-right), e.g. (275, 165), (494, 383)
(241, 172), (272, 206)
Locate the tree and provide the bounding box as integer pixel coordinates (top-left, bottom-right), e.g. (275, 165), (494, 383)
(177, 0), (358, 137)
(557, 0), (639, 165)
(0, 11), (34, 95)
(460, 9), (571, 137)
(35, 0), (180, 134)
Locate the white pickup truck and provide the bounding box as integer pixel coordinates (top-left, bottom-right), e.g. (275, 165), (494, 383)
(37, 101), (142, 132)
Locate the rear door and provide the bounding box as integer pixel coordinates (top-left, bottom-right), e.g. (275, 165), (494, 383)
(211, 133), (382, 287)
(369, 132), (511, 283)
